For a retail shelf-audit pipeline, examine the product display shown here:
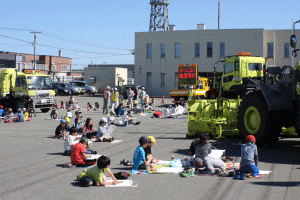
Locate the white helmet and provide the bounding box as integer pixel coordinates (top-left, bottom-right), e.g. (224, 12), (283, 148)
(114, 87), (117, 90)
(141, 87), (145, 90)
(190, 86), (194, 89)
(100, 117), (107, 123)
(107, 86), (110, 89)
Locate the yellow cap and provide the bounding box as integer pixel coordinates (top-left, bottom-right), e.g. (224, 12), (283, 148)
(65, 117), (70, 122)
(148, 136), (156, 144)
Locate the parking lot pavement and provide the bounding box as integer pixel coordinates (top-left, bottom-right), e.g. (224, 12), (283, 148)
(1, 96), (300, 200)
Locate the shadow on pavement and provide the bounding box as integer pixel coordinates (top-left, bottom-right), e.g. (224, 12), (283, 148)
(111, 166), (132, 171)
(70, 181), (83, 187)
(47, 152), (65, 156)
(56, 164), (67, 168)
(251, 181), (300, 187)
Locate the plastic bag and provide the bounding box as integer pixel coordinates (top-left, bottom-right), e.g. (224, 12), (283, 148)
(170, 158), (183, 168)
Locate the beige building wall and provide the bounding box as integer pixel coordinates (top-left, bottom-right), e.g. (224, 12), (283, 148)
(84, 67), (127, 91)
(135, 29), (300, 96)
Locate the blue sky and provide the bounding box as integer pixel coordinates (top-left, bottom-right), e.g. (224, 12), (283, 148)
(0, 0), (299, 69)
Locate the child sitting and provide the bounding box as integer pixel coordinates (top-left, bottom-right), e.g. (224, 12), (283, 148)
(75, 111), (84, 128)
(55, 119), (67, 138)
(191, 133), (212, 171)
(83, 118), (97, 139)
(70, 137), (94, 167)
(144, 136), (158, 164)
(16, 108), (24, 122)
(96, 117), (114, 142)
(23, 108), (29, 122)
(107, 111), (116, 125)
(86, 102), (94, 111)
(61, 101), (65, 109)
(0, 105), (4, 116)
(78, 155), (123, 187)
(94, 102), (100, 110)
(4, 108), (15, 123)
(64, 127), (81, 155)
(121, 111), (140, 126)
(66, 108), (73, 118)
(235, 135), (259, 179)
(133, 137), (155, 171)
(50, 108), (58, 119)
(65, 101), (69, 109)
(197, 157), (225, 175)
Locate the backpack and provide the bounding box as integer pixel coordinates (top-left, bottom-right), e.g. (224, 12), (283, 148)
(113, 172), (131, 180)
(153, 111), (162, 118)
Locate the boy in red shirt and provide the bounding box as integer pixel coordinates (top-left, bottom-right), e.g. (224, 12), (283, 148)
(70, 138), (95, 167)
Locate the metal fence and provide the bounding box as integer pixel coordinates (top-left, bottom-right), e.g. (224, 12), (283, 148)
(51, 75), (84, 83)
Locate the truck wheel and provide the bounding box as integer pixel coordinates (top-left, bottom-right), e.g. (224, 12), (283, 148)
(60, 91), (64, 96)
(237, 93), (271, 147)
(40, 108), (50, 113)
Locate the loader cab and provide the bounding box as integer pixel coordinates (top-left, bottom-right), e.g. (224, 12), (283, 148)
(222, 52), (265, 98)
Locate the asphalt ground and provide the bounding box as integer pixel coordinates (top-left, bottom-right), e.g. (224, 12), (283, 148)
(1, 95), (300, 200)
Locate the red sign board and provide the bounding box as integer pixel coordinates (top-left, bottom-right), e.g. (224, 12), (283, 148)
(178, 65), (197, 85)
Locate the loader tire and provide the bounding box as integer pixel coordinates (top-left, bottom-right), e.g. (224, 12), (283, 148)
(237, 93), (271, 147)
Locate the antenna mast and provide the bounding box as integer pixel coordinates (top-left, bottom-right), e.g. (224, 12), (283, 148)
(149, 0), (170, 32)
(218, 0), (221, 29)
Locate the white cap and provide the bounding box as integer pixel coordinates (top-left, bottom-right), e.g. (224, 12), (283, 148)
(107, 86), (110, 89)
(142, 87), (145, 90)
(114, 87), (117, 90)
(190, 86), (194, 89)
(100, 117), (107, 123)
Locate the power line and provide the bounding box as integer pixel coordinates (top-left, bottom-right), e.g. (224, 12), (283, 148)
(0, 33), (133, 56)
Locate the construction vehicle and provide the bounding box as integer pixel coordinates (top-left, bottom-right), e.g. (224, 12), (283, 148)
(188, 43), (300, 147)
(0, 69), (56, 113)
(170, 64), (210, 105)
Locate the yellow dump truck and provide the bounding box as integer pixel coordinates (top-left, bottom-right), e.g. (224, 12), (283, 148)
(170, 64), (210, 105)
(0, 69), (56, 113)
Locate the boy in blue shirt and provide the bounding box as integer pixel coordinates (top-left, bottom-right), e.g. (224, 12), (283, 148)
(235, 135), (259, 179)
(133, 137), (154, 170)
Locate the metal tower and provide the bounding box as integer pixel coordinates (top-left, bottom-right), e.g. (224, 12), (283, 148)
(149, 0), (169, 32)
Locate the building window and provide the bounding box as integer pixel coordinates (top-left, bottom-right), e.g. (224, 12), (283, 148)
(175, 43), (180, 58)
(207, 42), (213, 58)
(147, 44), (152, 58)
(146, 72), (152, 86)
(51, 65), (56, 72)
(161, 44), (166, 58)
(195, 43), (200, 57)
(220, 43), (225, 57)
(284, 43), (289, 58)
(62, 65), (68, 72)
(267, 43), (273, 57)
(161, 73), (165, 86)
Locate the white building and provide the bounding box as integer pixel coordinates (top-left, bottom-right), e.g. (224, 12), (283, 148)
(134, 26), (300, 96)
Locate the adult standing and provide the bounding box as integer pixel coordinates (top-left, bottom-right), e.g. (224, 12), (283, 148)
(111, 87), (119, 113)
(103, 86), (111, 115)
(188, 86), (195, 100)
(139, 87), (146, 106)
(127, 87), (135, 109)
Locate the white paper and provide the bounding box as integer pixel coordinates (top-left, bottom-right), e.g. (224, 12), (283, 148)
(156, 167), (184, 173)
(105, 180), (133, 187)
(207, 150), (225, 159)
(259, 170), (271, 175)
(85, 154), (101, 160)
(156, 160), (171, 165)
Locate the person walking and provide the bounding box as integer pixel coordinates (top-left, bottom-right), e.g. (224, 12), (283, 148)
(111, 87), (119, 113)
(127, 87), (135, 109)
(103, 86), (111, 114)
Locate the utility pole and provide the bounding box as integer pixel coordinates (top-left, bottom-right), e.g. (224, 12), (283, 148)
(30, 31), (41, 70)
(218, 0), (220, 29)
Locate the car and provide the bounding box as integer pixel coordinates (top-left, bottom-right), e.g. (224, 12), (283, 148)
(120, 84), (142, 100)
(69, 81), (98, 95)
(66, 83), (84, 95)
(53, 83), (72, 96)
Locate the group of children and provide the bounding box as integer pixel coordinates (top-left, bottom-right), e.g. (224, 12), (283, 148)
(0, 105), (32, 123)
(189, 132), (259, 179)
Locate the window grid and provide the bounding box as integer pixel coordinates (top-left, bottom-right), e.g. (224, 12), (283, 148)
(207, 42), (213, 58)
(220, 43), (225, 57)
(175, 43), (180, 58)
(284, 43), (289, 58)
(147, 43), (152, 58)
(195, 43), (200, 57)
(267, 43), (273, 57)
(161, 44), (166, 58)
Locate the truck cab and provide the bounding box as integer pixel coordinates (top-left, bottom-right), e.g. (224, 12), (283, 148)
(221, 52), (265, 98)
